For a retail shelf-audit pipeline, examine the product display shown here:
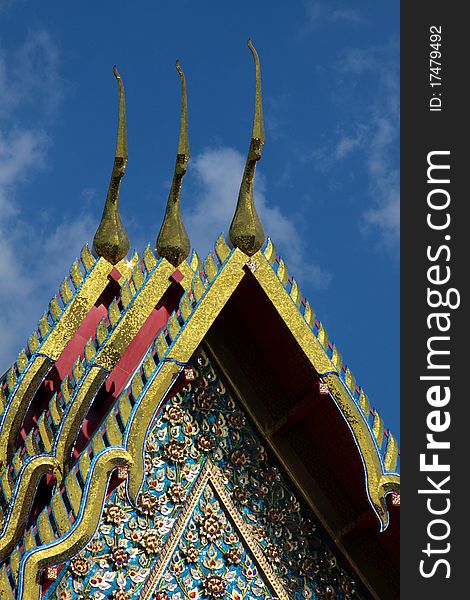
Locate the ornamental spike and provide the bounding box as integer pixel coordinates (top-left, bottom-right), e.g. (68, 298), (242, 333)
(229, 39), (265, 256)
(93, 66), (130, 265)
(155, 60), (191, 267)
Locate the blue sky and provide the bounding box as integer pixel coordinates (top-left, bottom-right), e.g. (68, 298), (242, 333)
(0, 1), (399, 437)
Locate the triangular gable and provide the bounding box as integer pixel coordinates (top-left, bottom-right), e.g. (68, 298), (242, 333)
(120, 238), (399, 529)
(46, 346), (360, 600)
(0, 236), (398, 598)
(140, 463), (284, 600)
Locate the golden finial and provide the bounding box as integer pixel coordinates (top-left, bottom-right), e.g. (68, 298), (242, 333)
(93, 65), (130, 265)
(155, 60), (191, 267)
(229, 39), (265, 256)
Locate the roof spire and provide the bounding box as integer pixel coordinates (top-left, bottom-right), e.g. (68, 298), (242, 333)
(229, 39), (265, 256)
(155, 60), (191, 267)
(92, 66), (130, 265)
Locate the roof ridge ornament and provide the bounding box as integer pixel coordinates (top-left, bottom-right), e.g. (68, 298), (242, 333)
(155, 60), (191, 267)
(229, 39), (265, 256)
(92, 66), (130, 265)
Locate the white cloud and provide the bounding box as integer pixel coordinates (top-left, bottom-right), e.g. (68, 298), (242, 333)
(337, 47), (375, 74)
(334, 125), (366, 159)
(186, 146), (331, 290)
(305, 1), (323, 27)
(0, 0), (15, 13)
(0, 210), (95, 372)
(312, 40), (399, 248)
(331, 9), (363, 24)
(0, 29), (66, 120)
(0, 30), (91, 373)
(0, 128), (49, 194)
(363, 143), (399, 244)
(304, 1), (363, 29)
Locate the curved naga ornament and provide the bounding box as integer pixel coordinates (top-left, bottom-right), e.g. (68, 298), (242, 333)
(93, 66), (130, 265)
(155, 60), (191, 266)
(0, 457), (61, 562)
(322, 374), (400, 531)
(17, 448), (133, 600)
(229, 39), (266, 255)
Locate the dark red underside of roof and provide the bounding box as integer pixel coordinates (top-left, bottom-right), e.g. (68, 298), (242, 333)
(207, 273), (399, 595)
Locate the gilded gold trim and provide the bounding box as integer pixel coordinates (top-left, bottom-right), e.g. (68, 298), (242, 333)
(0, 565), (14, 599)
(323, 374), (400, 530)
(0, 258), (177, 564)
(251, 252), (335, 375)
(94, 259), (175, 370)
(17, 448), (132, 600)
(0, 457), (60, 562)
(41, 257), (118, 360)
(126, 249), (247, 502)
(0, 255), (120, 470)
(0, 357), (53, 470)
(124, 244), (399, 524)
(155, 60), (191, 267)
(54, 366), (107, 476)
(93, 66), (130, 265)
(229, 40), (265, 256)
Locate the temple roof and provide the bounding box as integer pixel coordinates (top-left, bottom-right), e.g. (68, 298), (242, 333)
(0, 40), (399, 599)
(0, 235), (399, 599)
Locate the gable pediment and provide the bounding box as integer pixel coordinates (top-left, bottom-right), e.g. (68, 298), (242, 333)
(48, 346), (359, 600)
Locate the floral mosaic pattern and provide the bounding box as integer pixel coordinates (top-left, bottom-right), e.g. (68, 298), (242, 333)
(150, 480), (278, 600)
(49, 346), (361, 600)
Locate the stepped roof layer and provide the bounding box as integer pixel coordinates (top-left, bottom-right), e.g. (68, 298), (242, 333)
(0, 236), (399, 600)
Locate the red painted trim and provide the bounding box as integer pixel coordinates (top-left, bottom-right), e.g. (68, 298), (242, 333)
(54, 277), (121, 379)
(26, 273), (186, 546)
(72, 279), (185, 462)
(17, 278), (121, 447)
(108, 267), (122, 282)
(171, 269), (184, 284)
